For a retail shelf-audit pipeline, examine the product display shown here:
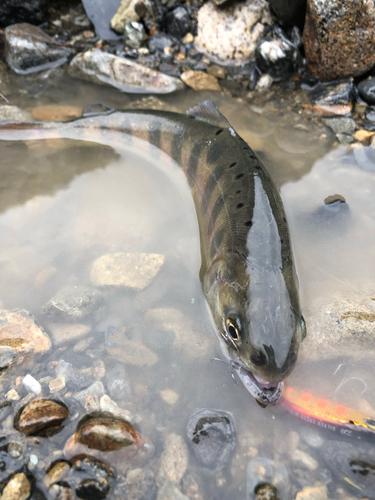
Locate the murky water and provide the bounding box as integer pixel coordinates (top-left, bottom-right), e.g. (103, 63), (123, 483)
(0, 75), (375, 499)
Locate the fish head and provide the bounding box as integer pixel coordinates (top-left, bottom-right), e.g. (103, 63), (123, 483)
(204, 253), (306, 405)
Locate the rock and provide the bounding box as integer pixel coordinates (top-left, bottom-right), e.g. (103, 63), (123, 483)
(99, 395), (133, 422)
(267, 0), (306, 28)
(296, 483), (328, 500)
(207, 65), (226, 79)
(180, 71), (220, 91)
(160, 389), (179, 406)
(6, 388), (20, 400)
(246, 458), (289, 500)
(71, 456), (114, 499)
(354, 129), (375, 143)
(47, 323), (92, 346)
(306, 80), (355, 116)
(157, 481), (189, 500)
(303, 0), (375, 80)
(254, 483), (279, 500)
(0, 0), (49, 27)
(255, 30), (299, 81)
(4, 23), (71, 75)
(146, 308), (211, 358)
(106, 335), (158, 367)
(111, 0), (139, 34)
(165, 7), (190, 38)
(358, 77), (375, 105)
(1, 473), (31, 500)
(186, 409), (236, 472)
(74, 381), (105, 406)
(76, 478), (109, 499)
(0, 105), (33, 122)
(310, 195), (351, 234)
(30, 105), (81, 122)
(291, 449), (319, 471)
(91, 252), (164, 290)
(156, 433), (189, 486)
(15, 398), (69, 437)
(195, 0), (272, 65)
(49, 484), (74, 499)
(81, 0), (121, 40)
(104, 364), (131, 401)
(22, 374), (42, 394)
(0, 309), (52, 369)
(149, 33), (175, 53)
(255, 73), (273, 91)
(123, 468), (156, 500)
(43, 286), (103, 323)
(49, 377), (66, 394)
(44, 461), (71, 489)
(323, 117), (356, 141)
(69, 49), (184, 94)
(74, 413), (140, 452)
(124, 21), (145, 49)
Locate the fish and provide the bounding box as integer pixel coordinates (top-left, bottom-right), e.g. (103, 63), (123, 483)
(0, 100), (305, 405)
(280, 384), (375, 439)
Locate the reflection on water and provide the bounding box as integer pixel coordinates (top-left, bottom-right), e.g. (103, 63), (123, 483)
(0, 87), (374, 499)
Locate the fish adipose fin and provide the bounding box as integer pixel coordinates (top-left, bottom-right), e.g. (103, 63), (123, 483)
(186, 100), (230, 128)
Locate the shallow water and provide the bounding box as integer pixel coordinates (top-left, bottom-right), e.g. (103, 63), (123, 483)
(0, 76), (375, 499)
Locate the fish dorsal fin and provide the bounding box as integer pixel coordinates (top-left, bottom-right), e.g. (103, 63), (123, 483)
(186, 100), (230, 128)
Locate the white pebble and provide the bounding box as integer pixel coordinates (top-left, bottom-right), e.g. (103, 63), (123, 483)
(22, 374), (42, 394)
(29, 454), (38, 465)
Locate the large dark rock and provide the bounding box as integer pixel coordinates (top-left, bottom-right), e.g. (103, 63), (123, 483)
(267, 0), (306, 28)
(358, 77), (375, 105)
(303, 0), (375, 81)
(165, 6), (190, 38)
(255, 29), (299, 81)
(0, 0), (48, 27)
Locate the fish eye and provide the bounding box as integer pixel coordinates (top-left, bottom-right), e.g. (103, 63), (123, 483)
(251, 350), (266, 366)
(300, 316), (307, 340)
(225, 315), (241, 343)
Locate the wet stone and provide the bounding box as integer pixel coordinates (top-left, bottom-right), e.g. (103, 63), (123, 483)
(0, 309), (52, 370)
(120, 467), (156, 500)
(358, 77), (375, 105)
(157, 433), (188, 486)
(186, 409), (236, 472)
(307, 81), (355, 116)
(291, 449), (319, 471)
(75, 413), (139, 451)
(44, 461), (71, 489)
(254, 483), (279, 500)
(295, 483), (328, 500)
(180, 71), (220, 91)
(69, 49), (184, 94)
(15, 399), (69, 437)
(110, 0), (139, 34)
(124, 21), (145, 49)
(90, 252), (164, 290)
(43, 286), (103, 323)
(1, 472), (31, 500)
(0, 0), (50, 27)
(323, 117), (356, 137)
(5, 23), (71, 75)
(22, 374), (41, 395)
(165, 7), (190, 38)
(246, 458), (289, 500)
(48, 323), (92, 346)
(74, 382), (105, 406)
(105, 364), (131, 402)
(49, 484), (74, 500)
(76, 478), (109, 500)
(255, 31), (299, 81)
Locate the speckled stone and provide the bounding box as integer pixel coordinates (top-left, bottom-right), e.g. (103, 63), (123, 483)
(156, 433), (189, 486)
(303, 0), (375, 80)
(180, 71), (220, 91)
(1, 473), (31, 500)
(195, 0), (272, 65)
(15, 398), (69, 437)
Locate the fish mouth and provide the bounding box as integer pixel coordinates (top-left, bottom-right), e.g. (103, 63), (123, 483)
(236, 366), (284, 406)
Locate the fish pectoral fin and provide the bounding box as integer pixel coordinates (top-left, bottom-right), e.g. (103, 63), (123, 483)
(186, 101), (230, 129)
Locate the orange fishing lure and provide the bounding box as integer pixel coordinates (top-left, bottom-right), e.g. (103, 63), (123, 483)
(280, 385), (375, 440)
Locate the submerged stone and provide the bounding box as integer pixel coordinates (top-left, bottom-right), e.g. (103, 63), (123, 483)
(69, 49), (184, 94)
(0, 309), (52, 369)
(1, 472), (31, 500)
(195, 0), (272, 65)
(180, 71), (220, 91)
(5, 23), (71, 75)
(76, 478), (109, 500)
(157, 433), (189, 486)
(75, 413), (139, 451)
(47, 323), (91, 346)
(186, 409), (236, 472)
(157, 481), (189, 500)
(0, 105), (33, 122)
(15, 399), (69, 437)
(246, 458), (289, 500)
(295, 484), (328, 500)
(90, 252), (164, 290)
(44, 461), (71, 489)
(43, 286), (103, 323)
(303, 0), (375, 80)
